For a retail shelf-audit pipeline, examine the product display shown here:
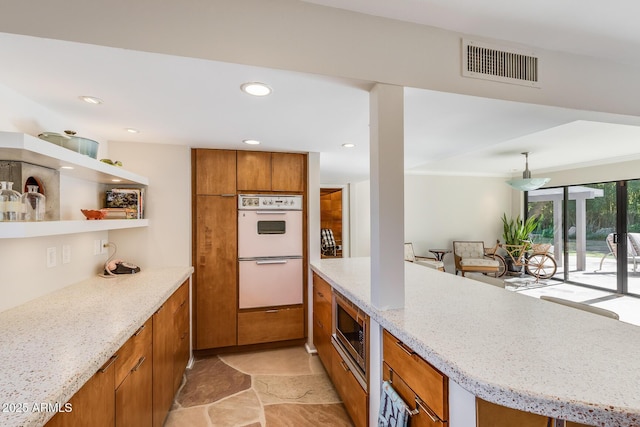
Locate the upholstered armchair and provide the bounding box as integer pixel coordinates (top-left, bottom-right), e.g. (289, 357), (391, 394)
(453, 241), (500, 277)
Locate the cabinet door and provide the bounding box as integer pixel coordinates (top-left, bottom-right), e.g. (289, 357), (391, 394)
(173, 282), (190, 393)
(272, 153), (305, 192)
(312, 277), (333, 374)
(476, 398), (551, 427)
(116, 350), (153, 427)
(152, 302), (174, 427)
(193, 149), (236, 195)
(330, 345), (368, 427)
(237, 151), (271, 191)
(45, 355), (117, 427)
(194, 195), (237, 349)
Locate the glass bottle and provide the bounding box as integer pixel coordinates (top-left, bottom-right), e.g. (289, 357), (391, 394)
(22, 185), (46, 221)
(0, 181), (22, 221)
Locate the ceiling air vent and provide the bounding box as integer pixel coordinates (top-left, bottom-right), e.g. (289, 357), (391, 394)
(462, 39), (539, 87)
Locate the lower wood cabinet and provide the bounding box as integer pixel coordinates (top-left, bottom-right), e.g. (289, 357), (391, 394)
(382, 329), (448, 425)
(46, 283), (190, 427)
(331, 345), (368, 427)
(237, 306), (304, 345)
(476, 398), (551, 427)
(45, 355), (117, 427)
(312, 274), (333, 376)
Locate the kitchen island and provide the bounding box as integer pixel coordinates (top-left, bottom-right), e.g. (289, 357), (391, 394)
(0, 266), (193, 427)
(311, 257), (640, 426)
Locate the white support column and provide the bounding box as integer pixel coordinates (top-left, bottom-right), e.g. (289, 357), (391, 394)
(576, 197), (587, 271)
(369, 83), (404, 310)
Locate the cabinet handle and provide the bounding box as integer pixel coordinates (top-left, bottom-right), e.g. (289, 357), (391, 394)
(221, 194), (236, 197)
(155, 304), (165, 314)
(181, 332), (188, 340)
(132, 356), (146, 372)
(99, 355), (119, 373)
(180, 299), (187, 308)
(265, 309), (279, 313)
(395, 340), (415, 356)
(317, 291), (324, 298)
(133, 324), (146, 336)
(416, 396), (441, 423)
(340, 360), (350, 372)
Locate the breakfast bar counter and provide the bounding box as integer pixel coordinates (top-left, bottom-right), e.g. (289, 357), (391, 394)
(311, 257), (640, 426)
(0, 266), (193, 427)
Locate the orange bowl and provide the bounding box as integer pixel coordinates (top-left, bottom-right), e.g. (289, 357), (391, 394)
(81, 209), (106, 220)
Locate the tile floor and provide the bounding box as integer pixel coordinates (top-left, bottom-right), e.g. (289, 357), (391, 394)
(165, 346), (353, 427)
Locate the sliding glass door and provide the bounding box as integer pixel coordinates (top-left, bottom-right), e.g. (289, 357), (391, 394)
(529, 180), (640, 296)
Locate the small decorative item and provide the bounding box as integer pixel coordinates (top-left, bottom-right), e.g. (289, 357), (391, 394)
(21, 185), (46, 221)
(81, 209), (106, 220)
(0, 181), (23, 221)
(100, 159), (123, 167)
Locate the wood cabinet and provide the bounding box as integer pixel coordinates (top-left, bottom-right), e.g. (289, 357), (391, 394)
(331, 345), (368, 427)
(194, 195), (237, 349)
(193, 149), (236, 195)
(237, 151), (305, 192)
(312, 273), (333, 375)
(382, 329), (448, 425)
(115, 318), (153, 427)
(152, 280), (189, 427)
(237, 306), (304, 345)
(45, 356), (117, 427)
(476, 398), (551, 427)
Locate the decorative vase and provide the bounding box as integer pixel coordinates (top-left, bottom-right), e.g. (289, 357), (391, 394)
(0, 181), (23, 221)
(22, 185), (46, 221)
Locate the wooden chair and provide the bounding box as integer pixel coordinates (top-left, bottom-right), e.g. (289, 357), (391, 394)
(452, 241), (500, 277)
(404, 243), (444, 271)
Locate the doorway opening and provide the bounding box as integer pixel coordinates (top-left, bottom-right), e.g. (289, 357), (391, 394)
(321, 188), (343, 258)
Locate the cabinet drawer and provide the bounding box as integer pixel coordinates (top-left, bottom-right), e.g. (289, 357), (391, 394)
(382, 362), (442, 427)
(382, 330), (448, 422)
(237, 306), (304, 345)
(115, 318), (153, 388)
(313, 286), (331, 329)
(172, 281), (189, 314)
(331, 345), (368, 427)
(312, 273), (332, 304)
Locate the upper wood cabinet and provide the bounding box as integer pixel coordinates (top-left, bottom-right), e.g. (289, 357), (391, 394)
(237, 151), (305, 192)
(272, 152), (305, 192)
(193, 149), (236, 195)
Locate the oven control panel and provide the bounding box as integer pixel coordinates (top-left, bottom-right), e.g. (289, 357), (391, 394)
(238, 194), (303, 210)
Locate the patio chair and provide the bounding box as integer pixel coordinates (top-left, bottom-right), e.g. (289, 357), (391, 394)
(597, 233), (638, 272)
(321, 228), (337, 256)
(453, 241), (500, 277)
(404, 243), (444, 271)
(540, 296), (619, 320)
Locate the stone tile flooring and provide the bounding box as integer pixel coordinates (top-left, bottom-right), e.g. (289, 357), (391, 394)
(165, 346), (354, 427)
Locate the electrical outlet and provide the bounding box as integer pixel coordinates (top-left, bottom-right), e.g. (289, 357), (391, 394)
(62, 245), (71, 264)
(47, 247), (57, 268)
(94, 240), (102, 255)
(101, 239), (108, 254)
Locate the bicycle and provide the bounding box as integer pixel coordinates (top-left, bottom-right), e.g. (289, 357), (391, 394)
(485, 241), (557, 280)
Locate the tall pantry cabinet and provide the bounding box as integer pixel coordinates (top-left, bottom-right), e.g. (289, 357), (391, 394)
(192, 149), (307, 351)
(192, 150), (238, 349)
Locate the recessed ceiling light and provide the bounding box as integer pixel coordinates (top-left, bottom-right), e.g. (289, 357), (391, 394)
(243, 139), (261, 145)
(79, 96), (103, 105)
(125, 128), (139, 134)
(60, 166), (74, 170)
(342, 143), (356, 148)
(240, 82), (272, 97)
(111, 179), (122, 182)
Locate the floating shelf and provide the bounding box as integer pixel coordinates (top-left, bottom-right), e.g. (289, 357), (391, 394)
(0, 131), (149, 185)
(0, 219), (149, 239)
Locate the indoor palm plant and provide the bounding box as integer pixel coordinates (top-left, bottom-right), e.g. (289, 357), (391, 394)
(501, 213), (540, 272)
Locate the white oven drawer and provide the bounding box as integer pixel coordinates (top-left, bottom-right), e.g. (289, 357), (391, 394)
(239, 257), (303, 309)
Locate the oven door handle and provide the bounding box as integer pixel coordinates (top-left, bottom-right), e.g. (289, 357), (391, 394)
(255, 259), (288, 265)
(256, 211), (287, 215)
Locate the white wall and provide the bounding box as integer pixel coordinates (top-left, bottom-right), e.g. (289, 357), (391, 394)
(543, 158), (640, 187)
(107, 141), (191, 269)
(349, 174), (513, 270)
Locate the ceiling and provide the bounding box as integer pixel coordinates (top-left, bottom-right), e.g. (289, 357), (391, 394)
(1, 1), (640, 184)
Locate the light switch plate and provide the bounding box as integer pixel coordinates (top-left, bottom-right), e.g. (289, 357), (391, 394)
(47, 247), (57, 268)
(62, 245), (71, 264)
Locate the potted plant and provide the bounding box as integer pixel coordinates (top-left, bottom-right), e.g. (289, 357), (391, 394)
(501, 213), (540, 273)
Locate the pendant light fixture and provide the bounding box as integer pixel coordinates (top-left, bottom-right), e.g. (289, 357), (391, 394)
(505, 152), (550, 191)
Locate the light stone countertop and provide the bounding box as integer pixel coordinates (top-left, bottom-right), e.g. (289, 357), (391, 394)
(0, 266), (193, 427)
(311, 257), (640, 426)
